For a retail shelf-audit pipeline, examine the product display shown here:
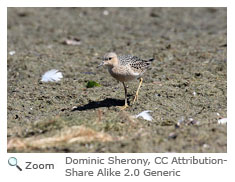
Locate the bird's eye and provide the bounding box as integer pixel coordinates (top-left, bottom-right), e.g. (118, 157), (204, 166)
(108, 57), (112, 60)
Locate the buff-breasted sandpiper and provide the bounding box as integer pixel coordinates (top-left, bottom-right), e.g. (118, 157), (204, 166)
(98, 52), (154, 110)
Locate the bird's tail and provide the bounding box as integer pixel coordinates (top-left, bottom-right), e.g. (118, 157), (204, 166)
(145, 58), (155, 68)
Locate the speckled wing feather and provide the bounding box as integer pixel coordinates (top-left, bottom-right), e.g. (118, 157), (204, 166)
(118, 55), (134, 65)
(118, 55), (154, 74)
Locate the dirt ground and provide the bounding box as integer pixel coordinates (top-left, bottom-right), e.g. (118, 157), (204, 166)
(7, 8), (227, 153)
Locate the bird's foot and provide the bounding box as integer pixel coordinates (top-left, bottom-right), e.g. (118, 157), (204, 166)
(133, 94), (138, 104)
(118, 103), (129, 110)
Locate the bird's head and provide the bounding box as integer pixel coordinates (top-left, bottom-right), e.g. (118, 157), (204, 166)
(98, 52), (118, 68)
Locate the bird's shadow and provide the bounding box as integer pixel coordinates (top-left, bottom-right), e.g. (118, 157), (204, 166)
(71, 98), (128, 111)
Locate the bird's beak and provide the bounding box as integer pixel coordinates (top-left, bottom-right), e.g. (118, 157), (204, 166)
(97, 61), (104, 68)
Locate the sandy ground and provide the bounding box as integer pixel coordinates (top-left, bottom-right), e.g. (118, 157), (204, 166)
(7, 8), (227, 152)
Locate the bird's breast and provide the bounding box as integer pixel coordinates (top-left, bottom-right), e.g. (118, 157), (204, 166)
(108, 66), (139, 82)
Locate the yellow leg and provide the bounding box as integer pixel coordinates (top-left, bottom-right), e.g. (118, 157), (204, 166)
(118, 82), (128, 110)
(133, 77), (143, 104)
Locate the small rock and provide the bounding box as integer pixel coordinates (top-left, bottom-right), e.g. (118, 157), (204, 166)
(63, 38), (81, 45)
(9, 51), (16, 56)
(168, 132), (177, 139)
(103, 10), (109, 16)
(203, 143), (210, 149)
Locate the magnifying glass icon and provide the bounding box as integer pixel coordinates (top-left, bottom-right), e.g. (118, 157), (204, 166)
(8, 157), (22, 171)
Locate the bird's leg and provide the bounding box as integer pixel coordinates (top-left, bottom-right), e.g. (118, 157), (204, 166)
(133, 77), (143, 103)
(118, 82), (128, 110)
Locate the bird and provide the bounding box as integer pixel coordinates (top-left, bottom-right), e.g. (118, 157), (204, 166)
(98, 52), (154, 110)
